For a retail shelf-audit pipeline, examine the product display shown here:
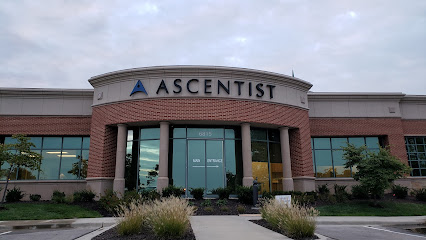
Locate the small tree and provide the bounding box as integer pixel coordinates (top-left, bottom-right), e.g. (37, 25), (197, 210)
(343, 143), (410, 206)
(0, 134), (42, 204)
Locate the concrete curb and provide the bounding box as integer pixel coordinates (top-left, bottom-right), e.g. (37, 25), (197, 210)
(0, 217), (117, 230)
(316, 216), (426, 226)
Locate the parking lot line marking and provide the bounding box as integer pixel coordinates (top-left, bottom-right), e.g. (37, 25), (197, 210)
(0, 231), (11, 236)
(364, 226), (426, 239)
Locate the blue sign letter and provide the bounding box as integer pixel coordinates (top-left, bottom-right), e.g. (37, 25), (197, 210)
(130, 80), (148, 96)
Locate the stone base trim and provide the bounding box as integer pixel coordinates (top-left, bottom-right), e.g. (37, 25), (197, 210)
(0, 180), (86, 201)
(86, 177), (114, 199)
(293, 176), (315, 192)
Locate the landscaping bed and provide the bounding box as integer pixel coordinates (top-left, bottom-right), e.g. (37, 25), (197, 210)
(190, 199), (259, 215)
(250, 219), (318, 240)
(93, 224), (196, 240)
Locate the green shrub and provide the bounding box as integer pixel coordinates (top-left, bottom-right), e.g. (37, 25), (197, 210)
(293, 193), (316, 205)
(261, 199), (318, 239)
(189, 188), (204, 200)
(73, 190), (96, 202)
(51, 190), (66, 203)
(123, 190), (142, 204)
(220, 206), (230, 212)
(204, 206), (214, 213)
(30, 194), (41, 202)
(351, 185), (369, 199)
(6, 187), (24, 202)
(317, 184), (330, 195)
(212, 187), (231, 200)
(261, 191), (274, 200)
(236, 186), (253, 205)
(392, 185), (408, 199)
(140, 189), (161, 201)
(412, 188), (426, 202)
(116, 199), (149, 235)
(162, 185), (184, 198)
(201, 199), (212, 207)
(99, 189), (121, 213)
(334, 184), (350, 203)
(237, 205), (246, 214)
(147, 197), (195, 238)
(216, 199), (228, 206)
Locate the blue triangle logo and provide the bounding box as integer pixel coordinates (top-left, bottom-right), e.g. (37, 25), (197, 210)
(130, 80), (148, 96)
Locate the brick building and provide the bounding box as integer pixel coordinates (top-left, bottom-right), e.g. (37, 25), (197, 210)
(1, 66), (425, 199)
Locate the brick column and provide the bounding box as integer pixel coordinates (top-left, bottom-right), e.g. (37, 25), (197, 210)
(157, 122), (169, 191)
(113, 124), (127, 197)
(280, 127), (294, 191)
(241, 123), (253, 187)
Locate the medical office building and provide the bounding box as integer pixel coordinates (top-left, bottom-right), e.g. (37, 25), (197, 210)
(1, 66), (425, 199)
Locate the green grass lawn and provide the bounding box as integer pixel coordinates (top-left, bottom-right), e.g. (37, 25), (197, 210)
(317, 200), (426, 216)
(0, 203), (102, 220)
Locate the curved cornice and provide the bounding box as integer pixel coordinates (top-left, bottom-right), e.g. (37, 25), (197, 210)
(88, 65), (313, 91)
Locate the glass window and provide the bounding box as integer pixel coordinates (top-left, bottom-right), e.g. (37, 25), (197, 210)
(40, 150), (61, 179)
(173, 128), (187, 138)
(4, 137), (17, 145)
(1, 160), (17, 180)
(251, 129), (267, 141)
(314, 138), (331, 149)
(225, 129), (235, 139)
(140, 128), (160, 140)
(366, 137), (379, 149)
(43, 137), (62, 149)
(252, 161), (270, 193)
(80, 150), (89, 179)
(139, 140), (160, 189)
(127, 130), (134, 141)
(225, 140), (237, 190)
(331, 138), (347, 149)
(17, 150), (40, 180)
(63, 137), (82, 149)
(172, 139), (186, 189)
(348, 137), (365, 147)
(29, 137), (42, 149)
(187, 128), (224, 139)
(314, 150), (334, 178)
(406, 136), (426, 176)
(252, 142), (268, 162)
(82, 137), (90, 149)
(59, 150), (81, 179)
(268, 129), (280, 142)
(332, 150), (351, 177)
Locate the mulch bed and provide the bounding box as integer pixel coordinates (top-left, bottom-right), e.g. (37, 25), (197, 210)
(93, 225), (196, 240)
(250, 219), (318, 240)
(190, 199), (259, 215)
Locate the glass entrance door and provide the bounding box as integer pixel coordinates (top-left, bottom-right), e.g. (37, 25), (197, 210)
(188, 140), (224, 195)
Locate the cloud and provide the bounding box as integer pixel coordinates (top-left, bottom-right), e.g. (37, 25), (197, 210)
(0, 0), (425, 94)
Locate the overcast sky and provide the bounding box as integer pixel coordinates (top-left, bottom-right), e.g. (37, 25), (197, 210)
(0, 1), (425, 94)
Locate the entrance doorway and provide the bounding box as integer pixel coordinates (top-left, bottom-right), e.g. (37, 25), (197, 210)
(187, 140), (224, 195)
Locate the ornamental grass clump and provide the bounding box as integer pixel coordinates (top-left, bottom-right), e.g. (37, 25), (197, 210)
(260, 199), (318, 239)
(116, 199), (150, 236)
(147, 196), (195, 238)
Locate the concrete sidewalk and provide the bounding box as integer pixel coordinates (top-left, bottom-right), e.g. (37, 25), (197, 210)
(191, 215), (291, 240)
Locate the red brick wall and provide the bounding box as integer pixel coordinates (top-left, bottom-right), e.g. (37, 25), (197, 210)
(309, 118), (408, 164)
(402, 120), (426, 135)
(0, 116), (91, 135)
(87, 98), (313, 178)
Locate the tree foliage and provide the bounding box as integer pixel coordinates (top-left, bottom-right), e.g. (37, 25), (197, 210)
(342, 143), (410, 203)
(0, 134), (42, 204)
